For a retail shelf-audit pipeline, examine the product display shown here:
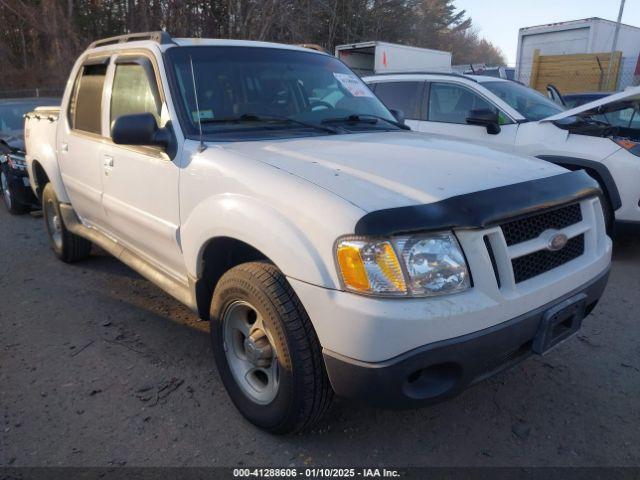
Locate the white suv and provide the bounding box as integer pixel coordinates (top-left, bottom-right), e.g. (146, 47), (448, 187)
(25, 33), (611, 433)
(364, 73), (640, 226)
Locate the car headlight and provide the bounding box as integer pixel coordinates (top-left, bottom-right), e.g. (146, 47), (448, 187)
(7, 154), (27, 170)
(335, 232), (470, 297)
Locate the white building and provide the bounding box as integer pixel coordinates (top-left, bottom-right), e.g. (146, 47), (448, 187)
(515, 17), (640, 89)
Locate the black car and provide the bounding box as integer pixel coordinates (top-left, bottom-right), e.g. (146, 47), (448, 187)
(0, 98), (59, 214)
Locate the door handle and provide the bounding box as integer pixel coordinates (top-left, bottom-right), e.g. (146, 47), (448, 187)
(103, 155), (114, 176)
(60, 142), (68, 153)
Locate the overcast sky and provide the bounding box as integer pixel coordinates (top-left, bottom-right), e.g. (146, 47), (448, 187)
(454, 0), (640, 64)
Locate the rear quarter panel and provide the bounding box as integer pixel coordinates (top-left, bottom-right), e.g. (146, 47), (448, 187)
(25, 109), (71, 203)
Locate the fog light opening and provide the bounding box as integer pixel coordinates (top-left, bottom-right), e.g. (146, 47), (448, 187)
(403, 362), (462, 400)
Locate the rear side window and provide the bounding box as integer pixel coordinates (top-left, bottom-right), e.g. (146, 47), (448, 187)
(68, 63), (108, 134)
(374, 82), (423, 120)
(110, 61), (162, 127)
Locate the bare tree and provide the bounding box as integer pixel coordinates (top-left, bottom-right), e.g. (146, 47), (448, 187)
(0, 0), (505, 90)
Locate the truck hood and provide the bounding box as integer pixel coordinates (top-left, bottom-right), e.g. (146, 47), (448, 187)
(220, 131), (565, 212)
(541, 86), (640, 122)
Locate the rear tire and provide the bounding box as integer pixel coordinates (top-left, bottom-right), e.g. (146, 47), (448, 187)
(1, 169), (29, 215)
(209, 261), (333, 434)
(42, 183), (92, 263)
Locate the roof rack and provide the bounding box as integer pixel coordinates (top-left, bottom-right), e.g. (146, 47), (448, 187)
(368, 71), (477, 82)
(88, 31), (174, 49)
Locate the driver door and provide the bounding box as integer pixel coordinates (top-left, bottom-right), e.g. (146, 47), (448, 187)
(415, 82), (518, 150)
(100, 53), (186, 281)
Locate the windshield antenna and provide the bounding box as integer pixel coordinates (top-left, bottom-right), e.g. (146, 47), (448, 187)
(189, 55), (206, 152)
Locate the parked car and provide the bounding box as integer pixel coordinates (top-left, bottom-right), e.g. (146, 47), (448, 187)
(0, 98), (58, 214)
(25, 32), (611, 433)
(546, 84), (611, 108)
(364, 73), (640, 227)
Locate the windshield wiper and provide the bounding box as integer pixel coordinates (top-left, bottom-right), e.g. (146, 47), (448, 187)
(553, 115), (619, 137)
(321, 114), (410, 130)
(199, 113), (338, 134)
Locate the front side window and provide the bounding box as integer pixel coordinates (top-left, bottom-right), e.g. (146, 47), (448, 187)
(110, 61), (162, 128)
(482, 81), (563, 121)
(427, 82), (497, 124)
(69, 63), (108, 134)
(165, 46), (399, 140)
(374, 81), (423, 120)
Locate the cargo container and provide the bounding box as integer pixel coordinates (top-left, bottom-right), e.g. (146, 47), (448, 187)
(335, 41), (451, 76)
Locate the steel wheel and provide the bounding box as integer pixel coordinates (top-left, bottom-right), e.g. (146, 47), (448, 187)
(222, 300), (279, 405)
(45, 197), (63, 250)
(1, 171), (12, 210)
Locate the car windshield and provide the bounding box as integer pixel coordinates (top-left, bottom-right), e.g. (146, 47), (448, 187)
(166, 46), (399, 140)
(591, 105), (640, 130)
(482, 81), (564, 121)
(0, 102), (41, 136)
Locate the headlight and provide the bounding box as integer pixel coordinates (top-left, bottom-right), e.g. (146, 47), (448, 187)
(7, 154), (27, 170)
(335, 232), (470, 297)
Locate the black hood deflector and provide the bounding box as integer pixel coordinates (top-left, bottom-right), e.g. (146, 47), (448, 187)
(354, 170), (601, 236)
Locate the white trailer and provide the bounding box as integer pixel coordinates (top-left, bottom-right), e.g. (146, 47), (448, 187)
(335, 41), (451, 76)
(515, 17), (640, 89)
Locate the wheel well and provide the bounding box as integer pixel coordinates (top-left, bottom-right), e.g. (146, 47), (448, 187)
(31, 161), (50, 200)
(195, 237), (269, 320)
(535, 155), (620, 216)
(563, 165), (614, 214)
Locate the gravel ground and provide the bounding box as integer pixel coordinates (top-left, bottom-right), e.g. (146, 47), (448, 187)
(1, 206), (639, 468)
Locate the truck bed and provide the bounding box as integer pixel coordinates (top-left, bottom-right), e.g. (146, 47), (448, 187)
(24, 106), (62, 199)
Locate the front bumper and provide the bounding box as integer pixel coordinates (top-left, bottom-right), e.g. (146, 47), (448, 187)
(322, 267), (609, 409)
(604, 148), (640, 223)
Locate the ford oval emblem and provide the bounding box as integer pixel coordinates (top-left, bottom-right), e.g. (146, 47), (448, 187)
(548, 233), (568, 251)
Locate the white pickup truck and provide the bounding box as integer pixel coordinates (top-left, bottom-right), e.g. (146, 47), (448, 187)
(25, 32), (612, 433)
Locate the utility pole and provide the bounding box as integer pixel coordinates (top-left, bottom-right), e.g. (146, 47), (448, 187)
(605, 0), (625, 90)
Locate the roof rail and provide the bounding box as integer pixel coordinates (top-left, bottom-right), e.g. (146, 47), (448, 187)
(88, 31), (174, 49)
(368, 71), (477, 82)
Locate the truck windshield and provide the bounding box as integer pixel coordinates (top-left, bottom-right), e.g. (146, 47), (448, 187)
(165, 46), (399, 140)
(482, 81), (564, 121)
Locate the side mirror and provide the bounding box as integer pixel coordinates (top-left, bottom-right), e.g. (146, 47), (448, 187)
(389, 108), (405, 125)
(466, 108), (501, 135)
(111, 113), (171, 148)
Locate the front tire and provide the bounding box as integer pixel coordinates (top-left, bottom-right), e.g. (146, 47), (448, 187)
(1, 168), (29, 215)
(42, 183), (92, 263)
(209, 262), (333, 434)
